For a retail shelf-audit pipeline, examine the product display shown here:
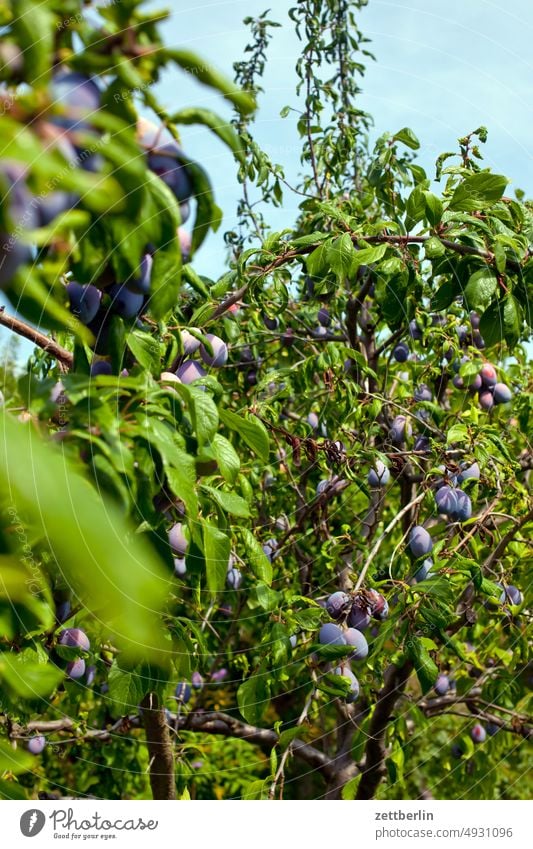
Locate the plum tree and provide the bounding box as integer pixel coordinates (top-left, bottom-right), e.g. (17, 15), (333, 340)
(0, 0), (530, 808)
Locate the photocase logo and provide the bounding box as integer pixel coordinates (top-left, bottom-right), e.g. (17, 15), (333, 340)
(20, 810), (46, 837)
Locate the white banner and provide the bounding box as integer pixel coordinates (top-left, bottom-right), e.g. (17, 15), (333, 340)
(1, 800), (530, 848)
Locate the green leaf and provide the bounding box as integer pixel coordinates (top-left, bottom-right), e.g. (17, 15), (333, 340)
(202, 485), (251, 518)
(167, 49), (256, 115)
(305, 240), (332, 278)
(317, 671), (351, 699)
(406, 637), (438, 694)
(12, 0), (54, 83)
(450, 173), (508, 211)
(430, 277), (462, 311)
(424, 192), (444, 226)
(108, 663), (144, 715)
(0, 778), (27, 799)
(394, 127), (420, 150)
(190, 389), (219, 445)
(211, 434), (240, 483)
(405, 185), (426, 229)
(327, 233), (357, 282)
(237, 673), (270, 724)
(170, 108), (245, 164)
(0, 742), (33, 775)
(424, 237), (445, 258)
(203, 522), (231, 595)
(0, 654), (64, 699)
(219, 409), (270, 463)
(464, 268), (498, 312)
(126, 330), (161, 374)
(241, 529), (272, 586)
(0, 414), (170, 665)
(447, 423), (469, 443)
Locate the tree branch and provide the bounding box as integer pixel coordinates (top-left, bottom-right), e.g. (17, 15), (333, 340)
(0, 307), (73, 368)
(355, 662), (412, 800)
(140, 692), (176, 800)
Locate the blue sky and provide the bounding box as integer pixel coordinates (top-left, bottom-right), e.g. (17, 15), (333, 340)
(2, 0), (532, 353)
(150, 0), (533, 278)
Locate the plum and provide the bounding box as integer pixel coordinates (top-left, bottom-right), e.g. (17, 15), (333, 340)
(334, 665), (360, 702)
(67, 280), (102, 324)
(470, 311), (480, 329)
(175, 360), (206, 384)
(37, 191), (77, 226)
(226, 566), (242, 590)
(178, 227), (192, 262)
(318, 623), (346, 646)
(467, 374), (482, 392)
(478, 389), (494, 411)
(127, 253), (153, 295)
(174, 557), (187, 577)
(366, 589), (388, 620)
(51, 72), (100, 131)
(289, 634), (298, 649)
(409, 320), (423, 340)
(457, 462), (480, 484)
(90, 360), (113, 376)
(180, 201), (191, 224)
(262, 314), (279, 331)
(200, 334), (228, 368)
(493, 383), (512, 404)
(470, 723), (486, 743)
(434, 674), (450, 696)
(472, 330), (485, 349)
(175, 682), (191, 704)
(499, 585), (522, 606)
(451, 743), (464, 759)
(86, 665), (96, 686)
(168, 522), (188, 557)
(452, 375), (465, 390)
(56, 600), (71, 622)
(108, 284), (144, 320)
(368, 460), (390, 487)
(414, 557), (434, 583)
(28, 735), (46, 754)
(480, 363), (497, 387)
(435, 485), (459, 516)
(317, 307), (331, 327)
(409, 526), (433, 558)
(390, 415), (412, 444)
(348, 604), (371, 631)
(67, 658), (86, 679)
(393, 342), (409, 362)
(452, 490), (472, 522)
(147, 143), (193, 202)
(191, 671), (204, 689)
(262, 538), (278, 561)
(307, 412), (319, 429)
(58, 628), (90, 652)
(316, 479), (330, 496)
(344, 628), (368, 660)
(486, 722), (499, 736)
(414, 384), (433, 402)
(180, 328), (201, 355)
(211, 668), (228, 683)
(325, 591), (351, 620)
(414, 435), (430, 453)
